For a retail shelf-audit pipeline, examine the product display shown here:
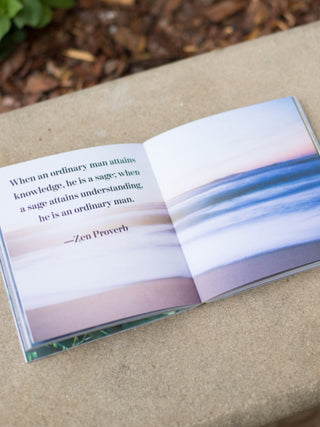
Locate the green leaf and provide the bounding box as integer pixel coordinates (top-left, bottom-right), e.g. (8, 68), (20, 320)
(13, 0), (43, 29)
(0, 14), (11, 40)
(37, 3), (52, 28)
(42, 0), (75, 9)
(7, 0), (23, 18)
(0, 0), (6, 14)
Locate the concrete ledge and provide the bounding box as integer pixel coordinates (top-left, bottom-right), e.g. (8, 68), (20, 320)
(1, 22), (320, 426)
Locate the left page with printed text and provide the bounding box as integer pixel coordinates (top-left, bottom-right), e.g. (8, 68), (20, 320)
(0, 144), (200, 354)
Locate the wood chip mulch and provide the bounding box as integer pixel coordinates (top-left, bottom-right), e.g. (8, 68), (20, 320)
(1, 0), (320, 113)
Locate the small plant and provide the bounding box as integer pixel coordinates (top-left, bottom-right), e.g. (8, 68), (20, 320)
(0, 0), (75, 42)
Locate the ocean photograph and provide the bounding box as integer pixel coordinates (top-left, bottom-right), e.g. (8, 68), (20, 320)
(168, 153), (320, 301)
(145, 97), (320, 301)
(3, 96), (320, 343)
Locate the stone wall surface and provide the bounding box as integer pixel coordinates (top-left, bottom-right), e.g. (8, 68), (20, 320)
(0, 21), (320, 427)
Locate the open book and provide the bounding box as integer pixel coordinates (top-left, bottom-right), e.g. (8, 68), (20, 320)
(1, 97), (320, 361)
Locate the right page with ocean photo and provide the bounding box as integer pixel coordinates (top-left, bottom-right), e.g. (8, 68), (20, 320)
(144, 97), (320, 302)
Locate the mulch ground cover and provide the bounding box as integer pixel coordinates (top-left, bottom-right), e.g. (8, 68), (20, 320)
(0, 0), (320, 113)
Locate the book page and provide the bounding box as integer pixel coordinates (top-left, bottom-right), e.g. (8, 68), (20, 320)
(145, 97), (320, 301)
(0, 144), (199, 346)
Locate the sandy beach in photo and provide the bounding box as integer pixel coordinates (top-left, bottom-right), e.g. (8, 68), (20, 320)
(195, 240), (320, 302)
(26, 276), (200, 343)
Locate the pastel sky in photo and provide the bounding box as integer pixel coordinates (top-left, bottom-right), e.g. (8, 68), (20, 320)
(145, 97), (318, 200)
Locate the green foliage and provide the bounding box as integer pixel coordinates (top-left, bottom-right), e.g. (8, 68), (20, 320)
(0, 15), (11, 40)
(0, 0), (75, 42)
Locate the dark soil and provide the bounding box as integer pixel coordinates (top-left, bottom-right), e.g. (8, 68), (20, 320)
(1, 0), (320, 113)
